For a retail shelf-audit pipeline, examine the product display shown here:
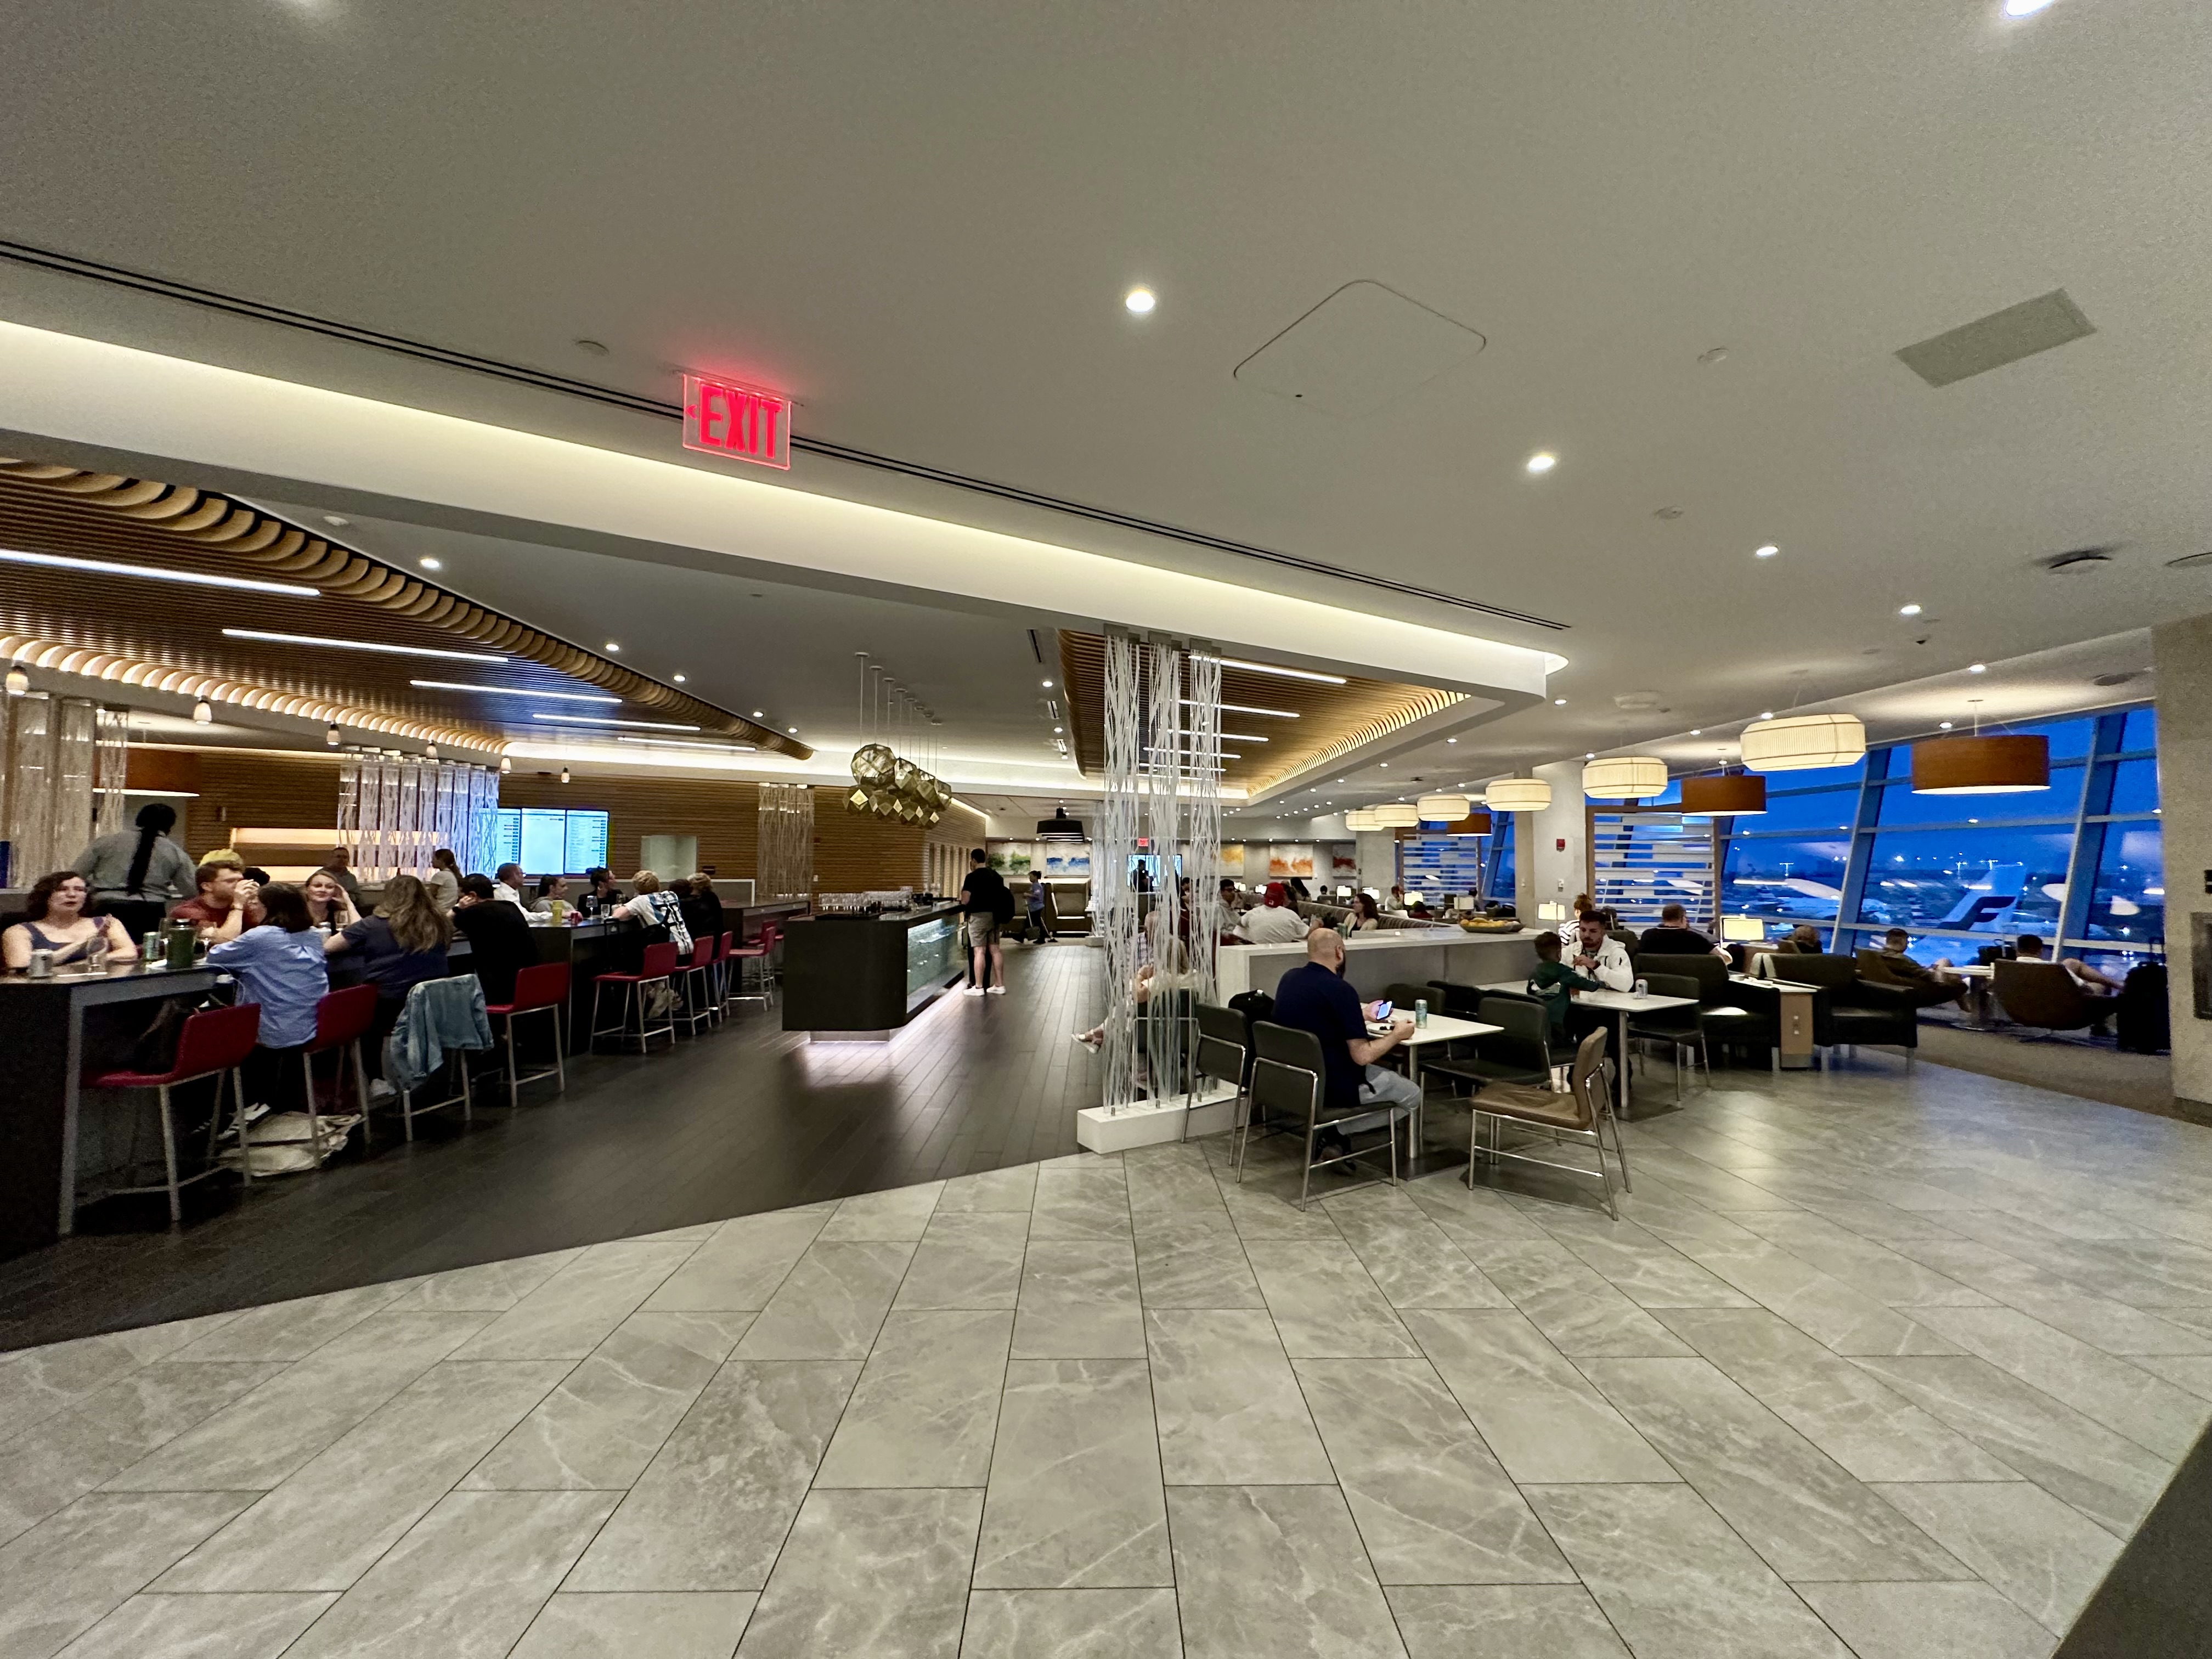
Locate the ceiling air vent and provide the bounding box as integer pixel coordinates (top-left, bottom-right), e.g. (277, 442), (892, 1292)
(1895, 290), (2095, 388)
(2166, 551), (2212, 569)
(2045, 548), (2113, 575)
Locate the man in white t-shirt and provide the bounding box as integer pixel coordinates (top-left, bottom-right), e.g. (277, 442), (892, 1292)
(1569, 913), (1635, 992)
(1238, 882), (1312, 945)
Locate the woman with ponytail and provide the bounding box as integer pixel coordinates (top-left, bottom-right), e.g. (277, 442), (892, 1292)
(74, 802), (195, 940)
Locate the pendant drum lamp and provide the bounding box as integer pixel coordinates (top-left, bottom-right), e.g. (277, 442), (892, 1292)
(1581, 755), (1666, 798)
(1372, 803), (1420, 828)
(1482, 776), (1552, 812)
(1680, 771), (1767, 816)
(1910, 733), (2049, 794)
(1344, 808), (1379, 831)
(1740, 713), (1865, 772)
(1416, 792), (1471, 822)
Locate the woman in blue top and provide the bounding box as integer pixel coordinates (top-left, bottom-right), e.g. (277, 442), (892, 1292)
(208, 882), (330, 1111)
(326, 873), (451, 1091)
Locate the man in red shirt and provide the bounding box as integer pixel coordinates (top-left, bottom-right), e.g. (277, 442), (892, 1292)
(170, 863), (265, 941)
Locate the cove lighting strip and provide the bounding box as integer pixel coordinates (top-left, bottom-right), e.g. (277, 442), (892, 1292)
(410, 678), (619, 704)
(615, 735), (757, 752)
(223, 627), (506, 663)
(1220, 658), (1347, 685)
(3, 546), (319, 598)
(531, 712), (701, 731)
(1183, 698), (1297, 719)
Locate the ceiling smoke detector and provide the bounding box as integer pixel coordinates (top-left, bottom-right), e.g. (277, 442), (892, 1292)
(2045, 548), (2114, 575)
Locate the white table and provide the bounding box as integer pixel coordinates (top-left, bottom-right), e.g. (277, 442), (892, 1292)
(1476, 981), (1696, 1118)
(1369, 1013), (1500, 1158)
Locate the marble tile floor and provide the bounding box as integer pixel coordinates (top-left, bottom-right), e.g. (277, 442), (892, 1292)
(4, 1059), (2211, 1657)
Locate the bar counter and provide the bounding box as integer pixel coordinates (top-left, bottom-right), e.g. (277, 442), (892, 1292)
(781, 904), (964, 1037)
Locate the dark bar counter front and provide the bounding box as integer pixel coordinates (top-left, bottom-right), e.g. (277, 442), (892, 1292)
(781, 904), (964, 1037)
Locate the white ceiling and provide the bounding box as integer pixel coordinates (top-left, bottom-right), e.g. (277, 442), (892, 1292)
(3, 0), (2209, 799)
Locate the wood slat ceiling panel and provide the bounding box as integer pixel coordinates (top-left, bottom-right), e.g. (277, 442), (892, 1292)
(1055, 630), (1462, 793)
(0, 466), (806, 755)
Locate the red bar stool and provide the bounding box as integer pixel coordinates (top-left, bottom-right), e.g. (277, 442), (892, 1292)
(84, 1002), (261, 1223)
(672, 938), (716, 1038)
(723, 924), (772, 1013)
(296, 984), (377, 1155)
(590, 941), (681, 1054)
(484, 961), (569, 1107)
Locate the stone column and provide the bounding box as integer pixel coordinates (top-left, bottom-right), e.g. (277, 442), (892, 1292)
(1516, 760), (1588, 920)
(2152, 613), (2212, 1107)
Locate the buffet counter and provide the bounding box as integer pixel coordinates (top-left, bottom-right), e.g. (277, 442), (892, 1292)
(1218, 926), (1549, 1001)
(781, 905), (964, 1037)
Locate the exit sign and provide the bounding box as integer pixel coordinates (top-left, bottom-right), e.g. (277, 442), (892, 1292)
(682, 374), (791, 470)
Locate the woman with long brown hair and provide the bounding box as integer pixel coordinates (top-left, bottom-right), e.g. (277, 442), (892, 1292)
(325, 873), (453, 1090)
(2, 871), (139, 969)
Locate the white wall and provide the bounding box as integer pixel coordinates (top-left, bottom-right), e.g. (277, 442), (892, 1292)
(1516, 760), (1587, 920)
(2153, 614), (2210, 1105)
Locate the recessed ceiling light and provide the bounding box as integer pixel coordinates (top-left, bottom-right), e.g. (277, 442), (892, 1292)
(1898, 604), (1922, 617)
(1690, 729), (1702, 736)
(1041, 679), (1054, 689)
(1446, 737), (1457, 744)
(323, 515), (349, 528)
(560, 766), (571, 783)
(1759, 712), (1774, 720)
(0, 547), (319, 598)
(2002, 0), (2055, 14)
(1379, 763), (1388, 769)
(418, 557), (442, 571)
(1939, 720), (1955, 730)
(606, 641), (622, 652)
(1967, 663), (1987, 674)
(410, 680), (619, 704)
(1698, 346), (1730, 365)
(1124, 287), (1155, 315)
(753, 710), (765, 718)
(672, 673), (687, 683)
(1525, 452), (1558, 475)
(574, 338), (610, 356)
(1553, 698), (1567, 707)
(1754, 544), (1779, 558)
(222, 628), (505, 662)
(788, 726), (798, 734)
(1053, 726), (1063, 733)
(1585, 752), (1595, 760)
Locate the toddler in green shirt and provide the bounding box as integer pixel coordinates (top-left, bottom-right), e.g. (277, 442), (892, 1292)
(1526, 932), (1602, 1041)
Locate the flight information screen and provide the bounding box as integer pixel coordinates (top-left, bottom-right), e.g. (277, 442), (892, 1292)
(493, 808), (610, 875)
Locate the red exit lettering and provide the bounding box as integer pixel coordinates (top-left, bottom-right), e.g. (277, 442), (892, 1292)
(681, 374), (792, 471)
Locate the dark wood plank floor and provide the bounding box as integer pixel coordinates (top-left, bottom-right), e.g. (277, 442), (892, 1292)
(0, 940), (1105, 1352)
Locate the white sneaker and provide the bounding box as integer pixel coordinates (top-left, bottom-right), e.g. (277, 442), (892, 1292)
(986, 984), (1006, 995)
(963, 985), (986, 997)
(368, 1078), (397, 1100)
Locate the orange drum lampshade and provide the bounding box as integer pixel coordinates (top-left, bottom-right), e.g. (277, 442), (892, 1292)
(1680, 772), (1767, 816)
(1910, 734), (2050, 794)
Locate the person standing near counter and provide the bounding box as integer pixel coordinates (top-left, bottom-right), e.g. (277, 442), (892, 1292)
(957, 848), (1011, 995)
(74, 803), (196, 940)
(424, 849), (462, 915)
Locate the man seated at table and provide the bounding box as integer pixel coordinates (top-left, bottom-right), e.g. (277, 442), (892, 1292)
(1570, 912), (1635, 992)
(1638, 902), (1731, 961)
(170, 862), (266, 942)
(1272, 928), (1420, 1155)
(452, 874), (539, 1005)
(1237, 882), (1312, 944)
(1876, 928), (1968, 1008)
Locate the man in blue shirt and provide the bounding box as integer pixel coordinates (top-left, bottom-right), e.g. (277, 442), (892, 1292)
(1269, 929), (1422, 1146)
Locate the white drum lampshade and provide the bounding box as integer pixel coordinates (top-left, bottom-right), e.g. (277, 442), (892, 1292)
(1415, 792), (1471, 822)
(1344, 808), (1378, 831)
(1482, 777), (1553, 812)
(1581, 756), (1667, 799)
(1372, 803), (1420, 828)
(1740, 712), (1865, 772)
